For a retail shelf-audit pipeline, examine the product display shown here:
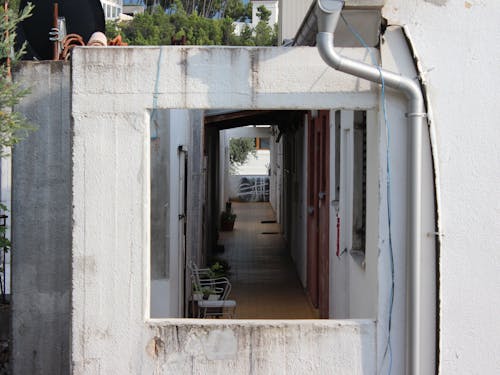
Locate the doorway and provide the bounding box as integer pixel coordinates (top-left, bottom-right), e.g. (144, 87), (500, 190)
(306, 110), (330, 319)
(201, 109), (327, 319)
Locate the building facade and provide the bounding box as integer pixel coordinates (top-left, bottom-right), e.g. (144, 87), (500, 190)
(100, 0), (123, 20)
(10, 0), (500, 374)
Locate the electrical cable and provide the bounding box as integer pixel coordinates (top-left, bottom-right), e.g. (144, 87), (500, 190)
(340, 14), (395, 375)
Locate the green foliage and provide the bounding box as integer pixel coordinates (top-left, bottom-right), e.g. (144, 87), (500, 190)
(207, 257), (231, 277)
(224, 0), (251, 21)
(256, 5), (271, 23)
(105, 20), (122, 40)
(0, 3), (35, 156)
(220, 210), (236, 224)
(238, 24), (255, 46)
(253, 6), (276, 46)
(108, 1), (278, 46)
(6, 0), (21, 12)
(254, 20), (272, 46)
(229, 137), (256, 169)
(0, 204), (9, 252)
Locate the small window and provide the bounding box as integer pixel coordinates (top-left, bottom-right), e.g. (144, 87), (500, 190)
(255, 137), (270, 150)
(352, 111), (367, 253)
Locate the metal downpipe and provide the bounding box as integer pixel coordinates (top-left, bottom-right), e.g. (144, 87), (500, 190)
(315, 1), (425, 374)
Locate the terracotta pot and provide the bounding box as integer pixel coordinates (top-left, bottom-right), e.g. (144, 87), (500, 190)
(220, 220), (235, 231)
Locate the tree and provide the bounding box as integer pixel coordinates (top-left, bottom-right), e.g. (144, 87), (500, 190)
(256, 5), (271, 23)
(0, 2), (35, 156)
(254, 19), (272, 46)
(0, 1), (34, 303)
(252, 6), (276, 46)
(224, 0), (251, 21)
(229, 137), (256, 170)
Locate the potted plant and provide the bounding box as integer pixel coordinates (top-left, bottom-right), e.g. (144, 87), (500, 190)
(207, 258), (231, 278)
(192, 285), (203, 301)
(202, 287), (220, 301)
(220, 201), (236, 231)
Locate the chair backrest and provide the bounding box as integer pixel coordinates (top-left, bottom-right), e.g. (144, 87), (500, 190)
(188, 261), (232, 300)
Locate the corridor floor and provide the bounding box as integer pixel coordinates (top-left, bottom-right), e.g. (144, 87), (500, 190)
(218, 202), (318, 319)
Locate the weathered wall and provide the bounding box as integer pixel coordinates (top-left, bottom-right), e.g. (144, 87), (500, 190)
(383, 1), (500, 373)
(147, 320), (376, 375)
(71, 46), (378, 374)
(12, 62), (71, 375)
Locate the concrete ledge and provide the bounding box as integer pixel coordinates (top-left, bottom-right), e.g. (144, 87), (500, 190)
(345, 0), (385, 9)
(145, 319), (376, 375)
(72, 46), (378, 112)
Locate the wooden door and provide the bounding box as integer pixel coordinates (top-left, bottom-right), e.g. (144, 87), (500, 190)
(307, 111), (330, 318)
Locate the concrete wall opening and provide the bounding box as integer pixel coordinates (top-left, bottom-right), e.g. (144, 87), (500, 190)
(149, 108), (378, 321)
(67, 45), (437, 373)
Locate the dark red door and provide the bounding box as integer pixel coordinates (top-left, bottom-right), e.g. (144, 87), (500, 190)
(307, 111), (330, 318)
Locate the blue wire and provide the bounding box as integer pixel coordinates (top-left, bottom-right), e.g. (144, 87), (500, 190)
(341, 14), (395, 375)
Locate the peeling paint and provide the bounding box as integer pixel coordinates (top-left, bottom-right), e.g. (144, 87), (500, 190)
(146, 336), (164, 358)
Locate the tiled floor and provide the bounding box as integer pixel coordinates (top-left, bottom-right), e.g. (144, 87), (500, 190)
(218, 201), (318, 319)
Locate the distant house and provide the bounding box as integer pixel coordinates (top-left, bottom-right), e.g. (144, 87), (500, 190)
(122, 4), (145, 17)
(100, 0), (123, 20)
(233, 0), (278, 36)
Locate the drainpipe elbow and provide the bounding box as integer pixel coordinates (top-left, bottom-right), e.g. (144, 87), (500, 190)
(317, 32), (343, 70)
(400, 78), (425, 108)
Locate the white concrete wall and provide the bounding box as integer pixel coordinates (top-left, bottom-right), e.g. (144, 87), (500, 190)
(382, 1), (500, 374)
(330, 110), (378, 321)
(71, 46), (378, 374)
(150, 110), (190, 318)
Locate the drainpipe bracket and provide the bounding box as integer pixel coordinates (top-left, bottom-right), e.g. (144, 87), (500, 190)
(405, 112), (427, 118)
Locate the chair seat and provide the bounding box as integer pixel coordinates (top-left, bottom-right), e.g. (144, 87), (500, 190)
(198, 300), (236, 308)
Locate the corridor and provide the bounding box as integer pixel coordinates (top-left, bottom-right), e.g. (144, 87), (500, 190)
(218, 202), (318, 319)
